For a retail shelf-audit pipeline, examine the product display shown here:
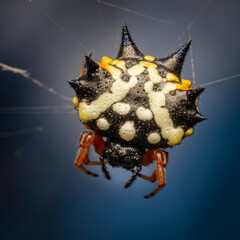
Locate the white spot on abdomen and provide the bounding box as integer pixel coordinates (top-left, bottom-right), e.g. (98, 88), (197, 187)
(136, 106), (153, 120)
(97, 118), (109, 130)
(147, 132), (161, 144)
(119, 121), (136, 141)
(112, 102), (131, 115)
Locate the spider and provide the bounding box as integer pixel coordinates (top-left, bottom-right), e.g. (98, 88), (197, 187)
(68, 22), (205, 198)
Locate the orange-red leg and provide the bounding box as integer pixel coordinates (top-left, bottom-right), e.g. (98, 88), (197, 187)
(133, 149), (157, 183)
(142, 149), (169, 199)
(83, 156), (101, 165)
(136, 170), (157, 183)
(74, 131), (105, 177)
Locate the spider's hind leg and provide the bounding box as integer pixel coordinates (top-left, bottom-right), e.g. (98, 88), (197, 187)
(142, 149), (169, 199)
(135, 170), (157, 183)
(74, 131), (105, 177)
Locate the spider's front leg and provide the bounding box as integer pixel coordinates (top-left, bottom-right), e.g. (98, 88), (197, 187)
(142, 149), (169, 199)
(75, 131), (105, 177)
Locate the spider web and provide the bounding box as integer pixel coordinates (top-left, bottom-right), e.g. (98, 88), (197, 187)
(0, 0), (240, 239)
(1, 0), (239, 139)
(1, 1), (240, 239)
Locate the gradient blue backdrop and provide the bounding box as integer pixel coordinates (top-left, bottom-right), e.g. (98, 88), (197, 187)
(1, 0), (240, 239)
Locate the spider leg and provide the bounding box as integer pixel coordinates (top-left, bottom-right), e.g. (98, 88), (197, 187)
(131, 151), (157, 183)
(77, 162), (98, 177)
(125, 164), (142, 188)
(143, 149), (169, 199)
(74, 131), (105, 177)
(134, 170), (157, 183)
(83, 156), (101, 165)
(99, 155), (111, 180)
(83, 154), (108, 165)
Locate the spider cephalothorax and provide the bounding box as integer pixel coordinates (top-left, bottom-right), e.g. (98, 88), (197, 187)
(69, 22), (205, 198)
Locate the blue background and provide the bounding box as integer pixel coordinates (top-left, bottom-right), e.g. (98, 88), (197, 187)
(1, 0), (240, 239)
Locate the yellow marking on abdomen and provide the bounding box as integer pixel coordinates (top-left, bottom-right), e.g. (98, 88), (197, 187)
(101, 56), (112, 65)
(140, 61), (157, 69)
(73, 96), (79, 108)
(181, 79), (192, 88)
(166, 72), (180, 83)
(140, 61), (163, 84)
(175, 83), (192, 91)
(96, 62), (107, 70)
(185, 128), (193, 136)
(144, 55), (155, 61)
(110, 60), (126, 71)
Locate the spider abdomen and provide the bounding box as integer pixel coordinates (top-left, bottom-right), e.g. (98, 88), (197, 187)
(69, 23), (205, 149)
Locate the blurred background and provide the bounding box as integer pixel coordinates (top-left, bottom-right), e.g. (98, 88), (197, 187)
(1, 0), (240, 239)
